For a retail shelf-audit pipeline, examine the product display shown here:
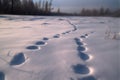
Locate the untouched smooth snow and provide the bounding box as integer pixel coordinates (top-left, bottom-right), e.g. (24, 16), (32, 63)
(0, 15), (120, 80)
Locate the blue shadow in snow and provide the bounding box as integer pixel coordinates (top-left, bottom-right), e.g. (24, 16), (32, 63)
(26, 45), (38, 50)
(77, 46), (86, 52)
(80, 35), (86, 38)
(78, 52), (89, 61)
(35, 41), (45, 45)
(0, 72), (5, 80)
(65, 31), (71, 34)
(80, 34), (88, 38)
(72, 64), (90, 74)
(10, 52), (25, 66)
(53, 34), (60, 38)
(43, 37), (49, 40)
(74, 38), (83, 45)
(42, 23), (50, 25)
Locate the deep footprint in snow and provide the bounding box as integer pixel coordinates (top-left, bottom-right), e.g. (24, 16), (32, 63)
(0, 72), (5, 80)
(78, 52), (89, 61)
(72, 64), (90, 74)
(78, 76), (96, 80)
(80, 35), (86, 38)
(77, 46), (86, 52)
(35, 41), (46, 46)
(65, 31), (71, 34)
(85, 34), (88, 37)
(74, 38), (84, 45)
(62, 32), (67, 35)
(53, 34), (60, 38)
(80, 34), (88, 38)
(43, 37), (49, 40)
(26, 45), (38, 50)
(9, 52), (25, 66)
(42, 23), (49, 25)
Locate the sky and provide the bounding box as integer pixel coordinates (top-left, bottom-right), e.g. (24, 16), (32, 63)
(35, 0), (120, 13)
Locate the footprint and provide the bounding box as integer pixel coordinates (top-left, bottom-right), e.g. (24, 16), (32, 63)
(80, 34), (88, 38)
(85, 34), (88, 37)
(80, 35), (86, 38)
(77, 46), (86, 52)
(9, 52), (25, 66)
(43, 37), (49, 40)
(74, 28), (77, 31)
(74, 38), (83, 45)
(26, 45), (38, 50)
(42, 22), (50, 25)
(53, 34), (60, 38)
(65, 31), (71, 34)
(62, 32), (66, 35)
(0, 72), (5, 80)
(78, 52), (89, 61)
(72, 64), (90, 74)
(35, 41), (46, 46)
(78, 76), (96, 80)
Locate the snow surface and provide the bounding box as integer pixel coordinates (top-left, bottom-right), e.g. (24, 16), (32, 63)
(0, 15), (120, 80)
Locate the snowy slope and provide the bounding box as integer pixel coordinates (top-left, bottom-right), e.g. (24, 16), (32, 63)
(0, 15), (120, 80)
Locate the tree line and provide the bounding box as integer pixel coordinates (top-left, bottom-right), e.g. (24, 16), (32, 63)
(53, 8), (120, 17)
(79, 8), (120, 17)
(0, 0), (119, 17)
(80, 8), (111, 16)
(0, 0), (53, 15)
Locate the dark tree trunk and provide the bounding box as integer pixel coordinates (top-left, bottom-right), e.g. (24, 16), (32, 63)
(11, 0), (14, 14)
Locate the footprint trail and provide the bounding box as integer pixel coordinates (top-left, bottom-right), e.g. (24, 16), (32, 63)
(71, 34), (96, 80)
(74, 38), (89, 61)
(0, 18), (96, 80)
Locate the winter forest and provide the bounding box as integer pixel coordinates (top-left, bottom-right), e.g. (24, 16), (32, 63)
(0, 0), (53, 15)
(0, 0), (120, 16)
(0, 0), (120, 80)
